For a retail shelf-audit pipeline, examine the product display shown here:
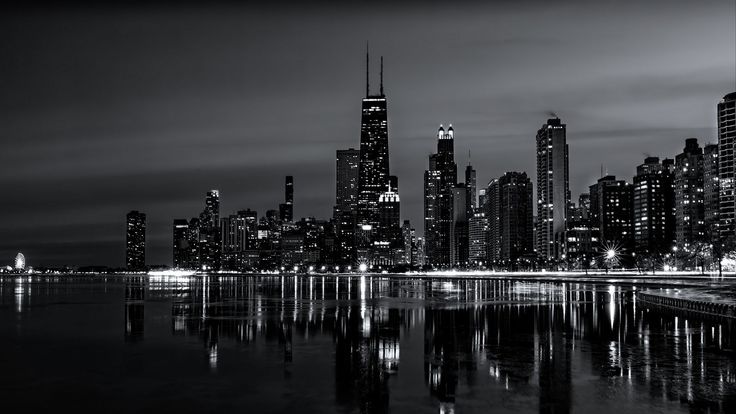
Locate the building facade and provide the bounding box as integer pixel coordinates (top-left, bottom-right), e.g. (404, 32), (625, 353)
(126, 210), (146, 271)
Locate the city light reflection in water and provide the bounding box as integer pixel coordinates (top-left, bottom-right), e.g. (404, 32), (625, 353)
(0, 275), (735, 413)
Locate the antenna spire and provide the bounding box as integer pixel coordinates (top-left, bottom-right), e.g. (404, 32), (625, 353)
(366, 42), (370, 96)
(380, 56), (384, 96)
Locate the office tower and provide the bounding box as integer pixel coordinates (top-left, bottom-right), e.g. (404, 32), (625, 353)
(376, 187), (401, 268)
(336, 149), (360, 213)
(718, 92), (736, 238)
(478, 188), (487, 209)
(173, 219), (189, 268)
(413, 237), (425, 267)
(199, 190), (221, 270)
(485, 172), (534, 269)
(465, 163), (477, 208)
(279, 176), (294, 223)
(424, 125), (457, 267)
(400, 220), (413, 265)
(589, 176), (634, 252)
(674, 138), (705, 251)
(389, 175), (399, 193)
(535, 117), (570, 263)
(566, 193), (597, 266)
(633, 157), (675, 255)
(450, 184), (469, 267)
(357, 53), (390, 235)
(187, 217), (201, 268)
(468, 209), (488, 266)
(704, 143), (720, 230)
(126, 210), (146, 271)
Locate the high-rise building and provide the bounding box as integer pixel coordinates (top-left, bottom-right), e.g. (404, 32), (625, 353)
(468, 209), (488, 266)
(450, 184), (469, 267)
(378, 188), (401, 246)
(126, 210), (146, 271)
(423, 125), (457, 267)
(589, 176), (634, 253)
(173, 219), (189, 268)
(357, 54), (390, 236)
(535, 117), (570, 263)
(336, 148), (360, 213)
(632, 157), (675, 255)
(674, 138), (705, 251)
(704, 143), (720, 230)
(465, 164), (477, 209)
(718, 92), (736, 239)
(566, 193), (598, 267)
(400, 220), (413, 265)
(199, 190), (221, 270)
(279, 176), (294, 223)
(485, 172), (534, 269)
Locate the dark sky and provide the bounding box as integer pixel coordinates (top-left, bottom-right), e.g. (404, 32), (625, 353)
(1, 1), (734, 267)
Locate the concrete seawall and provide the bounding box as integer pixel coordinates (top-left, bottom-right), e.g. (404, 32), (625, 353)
(638, 292), (736, 319)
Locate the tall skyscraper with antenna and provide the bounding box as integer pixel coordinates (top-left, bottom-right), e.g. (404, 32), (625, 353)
(357, 51), (390, 243)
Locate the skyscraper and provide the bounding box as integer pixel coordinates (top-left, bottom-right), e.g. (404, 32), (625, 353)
(589, 176), (634, 253)
(718, 92), (736, 239)
(674, 138), (705, 251)
(126, 210), (146, 271)
(468, 210), (488, 266)
(465, 163), (477, 209)
(279, 176), (294, 223)
(450, 184), (469, 267)
(633, 157), (675, 255)
(485, 172), (534, 269)
(535, 117), (570, 264)
(704, 143), (720, 230)
(423, 125), (457, 267)
(173, 219), (189, 268)
(200, 190), (221, 270)
(336, 148), (360, 213)
(357, 54), (390, 236)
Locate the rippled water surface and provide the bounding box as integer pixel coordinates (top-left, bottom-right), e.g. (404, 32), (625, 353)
(1, 275), (735, 413)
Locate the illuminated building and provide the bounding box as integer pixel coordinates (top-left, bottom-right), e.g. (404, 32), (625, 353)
(589, 176), (634, 254)
(374, 187), (401, 266)
(485, 172), (534, 269)
(718, 92), (736, 238)
(357, 53), (390, 240)
(279, 176), (294, 223)
(199, 190), (221, 270)
(465, 163), (476, 208)
(468, 210), (488, 266)
(401, 220), (413, 265)
(172, 219), (189, 268)
(704, 143), (720, 229)
(335, 148), (360, 264)
(450, 184), (469, 267)
(424, 125), (457, 267)
(125, 210), (146, 271)
(535, 117), (570, 263)
(633, 157), (675, 255)
(674, 138), (705, 251)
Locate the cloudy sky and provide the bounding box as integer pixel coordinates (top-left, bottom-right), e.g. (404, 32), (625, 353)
(1, 1), (734, 267)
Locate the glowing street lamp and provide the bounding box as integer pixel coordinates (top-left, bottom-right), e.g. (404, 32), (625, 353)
(358, 263), (368, 272)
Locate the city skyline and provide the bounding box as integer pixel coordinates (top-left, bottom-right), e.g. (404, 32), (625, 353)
(2, 1), (735, 266)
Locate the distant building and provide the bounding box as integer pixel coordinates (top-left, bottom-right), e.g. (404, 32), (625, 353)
(200, 190), (221, 270)
(449, 184), (469, 267)
(589, 176), (634, 253)
(486, 172), (534, 269)
(357, 54), (390, 243)
(424, 125), (457, 267)
(718, 92), (736, 239)
(401, 220), (413, 265)
(126, 210), (146, 271)
(633, 157), (675, 255)
(173, 219), (189, 268)
(704, 143), (719, 230)
(536, 117), (570, 263)
(465, 164), (477, 209)
(468, 210), (488, 266)
(336, 148), (360, 213)
(674, 138), (705, 251)
(566, 194), (597, 268)
(279, 176), (294, 223)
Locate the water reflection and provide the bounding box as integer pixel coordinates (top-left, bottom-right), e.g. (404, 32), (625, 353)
(1, 275), (735, 413)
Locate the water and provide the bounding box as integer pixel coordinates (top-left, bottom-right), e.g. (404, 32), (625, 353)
(1, 275), (735, 413)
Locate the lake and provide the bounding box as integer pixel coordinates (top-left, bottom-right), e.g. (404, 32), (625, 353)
(1, 275), (735, 413)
